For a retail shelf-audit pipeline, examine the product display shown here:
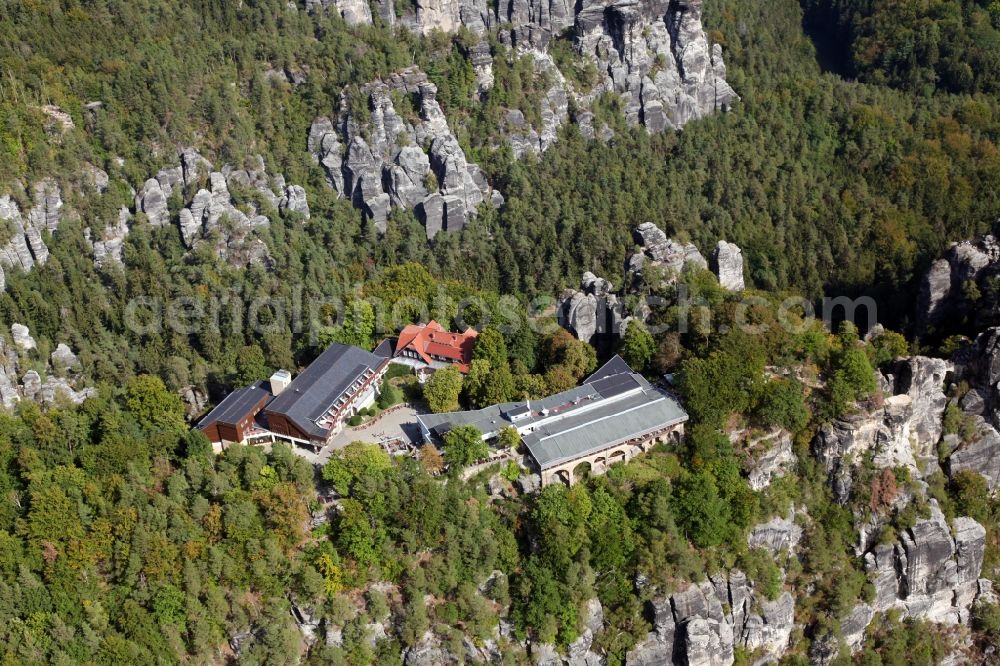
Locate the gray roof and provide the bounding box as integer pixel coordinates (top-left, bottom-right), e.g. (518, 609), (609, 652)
(417, 361), (688, 469)
(372, 338), (396, 358)
(265, 343), (386, 439)
(521, 388), (687, 469)
(199, 381), (271, 428)
(585, 354), (634, 384)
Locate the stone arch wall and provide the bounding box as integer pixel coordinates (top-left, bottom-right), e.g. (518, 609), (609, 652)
(539, 422), (685, 486)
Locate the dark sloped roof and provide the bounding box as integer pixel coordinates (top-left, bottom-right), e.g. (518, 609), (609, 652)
(372, 338), (396, 358)
(198, 381), (272, 428)
(265, 343), (386, 438)
(584, 354), (635, 385)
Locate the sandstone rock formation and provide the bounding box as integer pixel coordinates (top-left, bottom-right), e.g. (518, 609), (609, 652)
(812, 356), (951, 503)
(306, 0), (737, 140)
(0, 325), (95, 410)
(940, 327), (1000, 490)
(628, 222), (708, 282)
(711, 240), (745, 291)
(0, 179), (64, 290)
(627, 573), (794, 666)
(917, 227), (1000, 335)
(134, 150), (305, 267)
(863, 501), (990, 625)
(557, 271), (625, 344)
(308, 68), (500, 236)
(742, 429), (796, 491)
(748, 513), (803, 555)
(88, 208), (132, 269)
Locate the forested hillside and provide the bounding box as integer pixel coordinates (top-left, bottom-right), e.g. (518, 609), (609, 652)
(1, 0), (1000, 664)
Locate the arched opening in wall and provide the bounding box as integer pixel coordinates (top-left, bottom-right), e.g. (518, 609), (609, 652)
(554, 469), (572, 486)
(609, 448), (627, 468)
(593, 457), (607, 473)
(573, 461), (592, 483)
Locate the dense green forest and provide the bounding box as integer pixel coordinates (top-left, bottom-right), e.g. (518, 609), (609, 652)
(3, 0), (1000, 313)
(2, 0), (1000, 663)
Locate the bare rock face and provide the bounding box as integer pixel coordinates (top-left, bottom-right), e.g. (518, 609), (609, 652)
(812, 356), (952, 503)
(1, 326), (95, 410)
(711, 240), (745, 291)
(11, 324), (36, 351)
(947, 420), (1000, 489)
(136, 178), (170, 226)
(310, 69), (500, 236)
(128, 150), (304, 268)
(557, 271), (624, 344)
(748, 513), (803, 555)
(743, 429), (796, 491)
(306, 0), (736, 142)
(945, 327), (1000, 489)
(90, 208), (132, 269)
(917, 229), (1000, 335)
(0, 181), (66, 289)
(628, 222), (707, 284)
(279, 184), (310, 218)
(627, 573), (794, 666)
(578, 0), (738, 133)
(50, 343), (81, 373)
(862, 501), (989, 626)
(499, 51), (570, 158)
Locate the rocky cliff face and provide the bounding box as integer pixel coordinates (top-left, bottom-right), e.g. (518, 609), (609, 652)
(803, 341), (1000, 654)
(300, 0), (736, 231)
(0, 324), (95, 410)
(946, 326), (1000, 489)
(917, 226), (1000, 336)
(863, 502), (992, 626)
(308, 68), (501, 236)
(306, 0), (737, 139)
(812, 356), (951, 504)
(132, 149), (305, 267)
(0, 179), (64, 290)
(627, 573), (795, 666)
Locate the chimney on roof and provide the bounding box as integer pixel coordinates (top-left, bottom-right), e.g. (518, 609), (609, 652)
(270, 369), (292, 395)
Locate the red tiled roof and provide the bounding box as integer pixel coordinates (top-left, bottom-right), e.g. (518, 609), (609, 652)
(395, 320), (478, 371)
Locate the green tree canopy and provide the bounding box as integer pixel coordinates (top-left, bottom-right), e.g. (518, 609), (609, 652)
(424, 365), (464, 413)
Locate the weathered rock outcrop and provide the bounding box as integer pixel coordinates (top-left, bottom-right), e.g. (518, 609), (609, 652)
(917, 227), (1000, 335)
(628, 222), (708, 282)
(627, 573), (794, 666)
(711, 240), (745, 291)
(557, 271), (625, 344)
(748, 513), (803, 555)
(941, 327), (1000, 489)
(0, 180), (64, 290)
(500, 51), (570, 158)
(307, 0), (736, 139)
(812, 356), (951, 503)
(742, 429), (796, 491)
(133, 150), (305, 267)
(0, 325), (95, 410)
(308, 68), (501, 236)
(87, 207), (131, 269)
(863, 501), (990, 625)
